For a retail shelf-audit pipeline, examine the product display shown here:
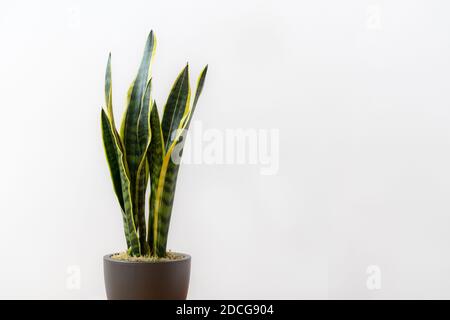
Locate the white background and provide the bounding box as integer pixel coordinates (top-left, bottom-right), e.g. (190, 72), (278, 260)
(0, 0), (450, 299)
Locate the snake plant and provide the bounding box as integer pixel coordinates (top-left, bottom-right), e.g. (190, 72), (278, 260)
(101, 31), (208, 257)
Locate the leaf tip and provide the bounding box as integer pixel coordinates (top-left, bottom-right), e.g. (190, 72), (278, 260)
(148, 30), (156, 45)
(100, 108), (109, 126)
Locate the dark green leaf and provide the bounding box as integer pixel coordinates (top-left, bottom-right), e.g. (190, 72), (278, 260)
(161, 65), (190, 150)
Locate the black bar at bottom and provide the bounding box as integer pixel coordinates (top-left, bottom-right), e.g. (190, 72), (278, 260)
(0, 300), (447, 318)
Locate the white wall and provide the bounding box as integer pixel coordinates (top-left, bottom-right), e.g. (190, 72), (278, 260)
(1, 0), (450, 299)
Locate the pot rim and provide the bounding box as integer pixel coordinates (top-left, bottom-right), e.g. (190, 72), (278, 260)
(103, 252), (191, 264)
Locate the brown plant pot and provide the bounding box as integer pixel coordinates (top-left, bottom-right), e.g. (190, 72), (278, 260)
(103, 253), (191, 300)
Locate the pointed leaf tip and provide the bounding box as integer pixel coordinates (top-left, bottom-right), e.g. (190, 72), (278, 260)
(202, 64), (208, 74)
(148, 30), (156, 43)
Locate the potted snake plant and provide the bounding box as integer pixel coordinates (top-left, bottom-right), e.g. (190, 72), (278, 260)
(101, 30), (207, 300)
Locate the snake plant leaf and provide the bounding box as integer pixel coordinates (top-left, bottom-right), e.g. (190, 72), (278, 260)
(182, 65), (208, 130)
(138, 79), (152, 155)
(101, 108), (124, 212)
(136, 160), (149, 255)
(152, 67), (208, 257)
(193, 65), (208, 110)
(104, 53), (114, 125)
(101, 110), (140, 255)
(147, 101), (165, 253)
(120, 80), (134, 139)
(121, 31), (156, 186)
(161, 65), (191, 150)
(116, 155), (141, 257)
(152, 142), (182, 256)
(134, 81), (153, 255)
(104, 53), (125, 152)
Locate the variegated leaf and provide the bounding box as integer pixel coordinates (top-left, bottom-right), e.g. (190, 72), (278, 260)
(147, 101), (165, 254)
(101, 109), (140, 255)
(161, 65), (190, 150)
